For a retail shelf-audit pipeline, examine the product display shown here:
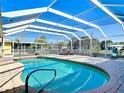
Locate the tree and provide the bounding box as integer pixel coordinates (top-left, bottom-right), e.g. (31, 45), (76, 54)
(101, 41), (105, 50)
(58, 42), (65, 49)
(107, 40), (113, 44)
(100, 40), (113, 50)
(35, 36), (47, 43)
(119, 42), (124, 45)
(67, 36), (100, 50)
(15, 38), (20, 49)
(35, 36), (48, 49)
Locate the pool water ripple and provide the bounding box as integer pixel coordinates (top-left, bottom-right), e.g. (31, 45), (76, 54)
(19, 58), (109, 93)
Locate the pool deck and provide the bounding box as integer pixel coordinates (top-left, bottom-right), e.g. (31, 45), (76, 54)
(0, 55), (124, 93)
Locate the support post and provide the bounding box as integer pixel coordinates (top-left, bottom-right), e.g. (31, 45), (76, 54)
(105, 38), (107, 58)
(12, 41), (14, 56)
(79, 40), (82, 54)
(35, 42), (37, 53)
(90, 38), (93, 56)
(21, 41), (22, 56)
(2, 37), (4, 57)
(70, 40), (73, 50)
(24, 43), (25, 55)
(57, 44), (59, 54)
(40, 43), (42, 55)
(57, 40), (59, 54)
(47, 43), (48, 55)
(98, 27), (107, 58)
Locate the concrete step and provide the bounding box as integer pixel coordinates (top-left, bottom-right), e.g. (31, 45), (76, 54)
(0, 62), (24, 92)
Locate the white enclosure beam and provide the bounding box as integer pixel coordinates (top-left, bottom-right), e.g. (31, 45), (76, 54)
(116, 15), (124, 18)
(122, 24), (124, 31)
(36, 19), (91, 39)
(4, 29), (24, 36)
(48, 0), (57, 8)
(2, 7), (48, 18)
(91, 0), (123, 37)
(5, 28), (72, 46)
(30, 25), (81, 40)
(103, 4), (124, 7)
(75, 7), (97, 17)
(4, 25), (29, 33)
(64, 35), (73, 50)
(25, 29), (72, 49)
(90, 16), (108, 23)
(98, 27), (107, 38)
(91, 0), (123, 24)
(63, 35), (72, 42)
(48, 8), (99, 29)
(2, 6), (99, 38)
(25, 29), (72, 41)
(3, 18), (36, 28)
(2, 1), (107, 38)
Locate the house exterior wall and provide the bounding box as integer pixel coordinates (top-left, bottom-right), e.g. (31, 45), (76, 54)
(3, 42), (12, 55)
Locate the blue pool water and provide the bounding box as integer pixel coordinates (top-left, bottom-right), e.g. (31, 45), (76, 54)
(19, 58), (109, 93)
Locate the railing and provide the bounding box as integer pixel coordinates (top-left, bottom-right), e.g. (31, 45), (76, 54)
(25, 69), (56, 93)
(1, 48), (113, 58)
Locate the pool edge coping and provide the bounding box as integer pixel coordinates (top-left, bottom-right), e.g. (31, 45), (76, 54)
(17, 56), (117, 93)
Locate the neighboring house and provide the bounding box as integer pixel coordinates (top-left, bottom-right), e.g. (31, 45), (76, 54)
(108, 44), (124, 50)
(3, 39), (46, 56)
(3, 41), (12, 55)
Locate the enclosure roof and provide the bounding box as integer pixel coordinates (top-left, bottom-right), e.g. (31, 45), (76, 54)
(1, 0), (124, 39)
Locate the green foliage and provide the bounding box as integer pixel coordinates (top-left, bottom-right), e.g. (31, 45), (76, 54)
(57, 42), (65, 49)
(35, 36), (48, 49)
(35, 36), (47, 43)
(29, 45), (35, 49)
(67, 36), (100, 49)
(58, 42), (64, 46)
(15, 38), (19, 43)
(100, 40), (113, 50)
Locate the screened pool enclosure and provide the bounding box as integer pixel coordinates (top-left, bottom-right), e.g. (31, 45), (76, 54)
(1, 0), (124, 57)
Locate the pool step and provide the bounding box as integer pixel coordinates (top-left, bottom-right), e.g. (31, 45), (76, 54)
(0, 58), (14, 66)
(0, 62), (24, 93)
(0, 62), (24, 74)
(42, 70), (90, 92)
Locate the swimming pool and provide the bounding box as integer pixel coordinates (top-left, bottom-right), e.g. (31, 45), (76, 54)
(19, 58), (110, 93)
